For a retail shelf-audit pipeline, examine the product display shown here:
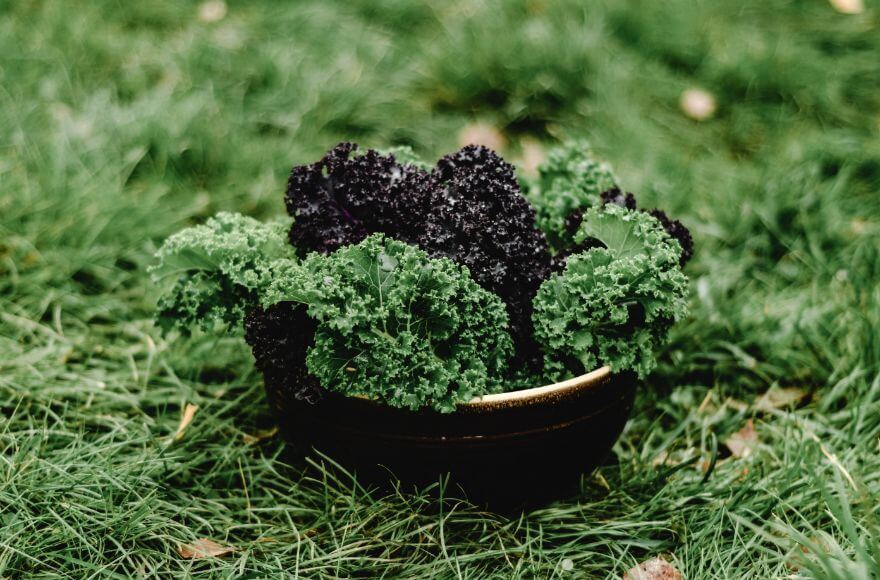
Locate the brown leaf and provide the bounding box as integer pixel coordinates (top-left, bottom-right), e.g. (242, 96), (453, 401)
(242, 426), (279, 445)
(679, 88), (716, 121)
(725, 419), (758, 458)
(754, 386), (808, 411)
(177, 538), (234, 559)
(623, 556), (682, 580)
(172, 403), (199, 442)
(457, 122), (506, 152)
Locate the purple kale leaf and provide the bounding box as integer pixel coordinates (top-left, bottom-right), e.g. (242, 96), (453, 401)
(244, 302), (322, 408)
(284, 142), (427, 255)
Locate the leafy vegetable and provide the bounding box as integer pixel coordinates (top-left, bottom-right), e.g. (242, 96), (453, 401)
(152, 214), (513, 411)
(554, 186), (695, 270)
(268, 234), (513, 412)
(285, 142), (552, 371)
(149, 212), (292, 333)
(526, 140), (618, 251)
(599, 186), (694, 267)
(285, 142), (427, 255)
(245, 302), (322, 406)
(533, 205), (689, 380)
(646, 208), (694, 267)
(151, 141), (695, 412)
(419, 145), (552, 371)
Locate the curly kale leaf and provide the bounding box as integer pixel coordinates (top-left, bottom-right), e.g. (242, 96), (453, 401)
(418, 144), (552, 372)
(598, 187), (695, 267)
(646, 208), (694, 267)
(268, 234), (513, 412)
(149, 212), (293, 334)
(284, 142), (429, 255)
(245, 302), (322, 406)
(533, 205), (689, 380)
(526, 140), (618, 251)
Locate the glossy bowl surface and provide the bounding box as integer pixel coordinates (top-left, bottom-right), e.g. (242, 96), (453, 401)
(269, 366), (637, 507)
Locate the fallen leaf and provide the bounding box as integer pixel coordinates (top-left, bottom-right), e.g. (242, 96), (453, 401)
(623, 556), (682, 580)
(177, 538), (234, 559)
(198, 0), (227, 23)
(850, 218), (868, 235)
(242, 426), (279, 445)
(680, 88), (716, 121)
(754, 386), (808, 411)
(725, 419), (758, 458)
(829, 0), (863, 13)
(172, 403), (199, 442)
(457, 122), (506, 152)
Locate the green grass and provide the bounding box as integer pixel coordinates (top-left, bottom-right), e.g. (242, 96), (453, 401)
(2, 0), (880, 576)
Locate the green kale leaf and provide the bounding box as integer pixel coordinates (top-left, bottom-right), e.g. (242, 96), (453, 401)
(269, 234), (513, 412)
(526, 140), (618, 251)
(533, 205), (689, 380)
(149, 212), (293, 334)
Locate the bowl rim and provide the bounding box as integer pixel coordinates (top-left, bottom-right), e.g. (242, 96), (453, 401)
(460, 365), (612, 409)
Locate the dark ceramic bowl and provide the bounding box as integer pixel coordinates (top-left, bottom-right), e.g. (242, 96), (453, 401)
(269, 366), (637, 507)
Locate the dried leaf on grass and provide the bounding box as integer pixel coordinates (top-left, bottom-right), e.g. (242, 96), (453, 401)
(517, 138), (545, 177)
(171, 403), (198, 442)
(177, 538), (235, 559)
(623, 556), (682, 580)
(242, 426), (279, 445)
(754, 386), (808, 411)
(725, 419), (758, 458)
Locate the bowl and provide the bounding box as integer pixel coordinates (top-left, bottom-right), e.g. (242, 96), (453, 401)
(267, 366), (637, 507)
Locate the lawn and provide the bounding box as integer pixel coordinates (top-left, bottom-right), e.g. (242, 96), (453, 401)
(2, 0), (879, 577)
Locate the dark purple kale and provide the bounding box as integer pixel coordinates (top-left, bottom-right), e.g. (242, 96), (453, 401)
(418, 145), (553, 369)
(244, 302), (322, 410)
(284, 142), (427, 255)
(600, 187), (637, 210)
(283, 142), (553, 371)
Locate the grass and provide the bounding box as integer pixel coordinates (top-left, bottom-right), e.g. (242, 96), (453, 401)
(1, 0), (879, 576)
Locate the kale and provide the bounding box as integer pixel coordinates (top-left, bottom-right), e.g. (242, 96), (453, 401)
(646, 208), (694, 267)
(266, 234), (513, 412)
(244, 302), (322, 406)
(284, 142), (552, 371)
(599, 187), (694, 267)
(151, 214), (513, 412)
(418, 145), (552, 371)
(284, 142), (427, 255)
(554, 186), (695, 269)
(148, 212), (292, 333)
(526, 140), (618, 251)
(533, 205), (689, 380)
(599, 187), (637, 210)
(151, 141), (695, 412)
